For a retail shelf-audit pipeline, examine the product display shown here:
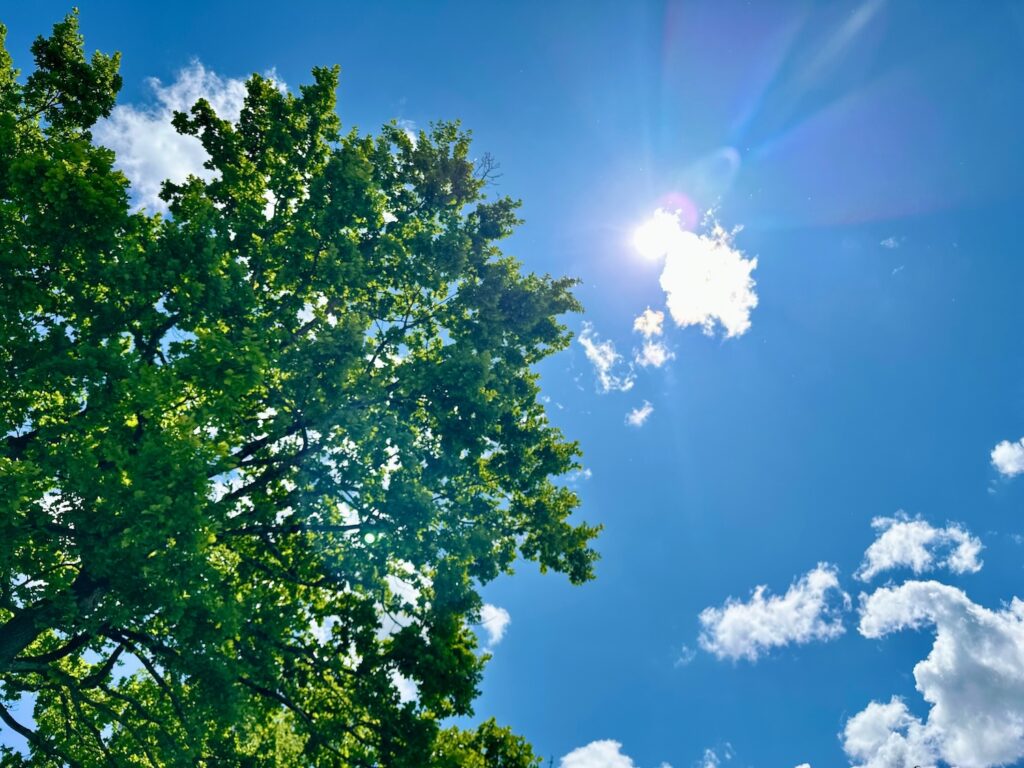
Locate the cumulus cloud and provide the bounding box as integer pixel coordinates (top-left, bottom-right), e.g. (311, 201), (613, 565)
(992, 437), (1024, 477)
(842, 697), (933, 768)
(560, 740), (637, 768)
(94, 61), (281, 213)
(855, 514), (983, 582)
(625, 401), (653, 428)
(479, 603), (510, 647)
(698, 564), (850, 662)
(578, 323), (635, 393)
(633, 307), (665, 338)
(635, 209), (758, 338)
(849, 580), (1024, 768)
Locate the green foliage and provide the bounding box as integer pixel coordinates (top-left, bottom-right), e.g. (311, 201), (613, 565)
(0, 12), (598, 766)
(432, 719), (542, 768)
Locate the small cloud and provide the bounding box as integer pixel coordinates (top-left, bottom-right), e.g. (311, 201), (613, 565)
(633, 307), (665, 338)
(635, 340), (674, 368)
(880, 236), (902, 249)
(696, 743), (734, 768)
(992, 437), (1024, 477)
(560, 740), (638, 768)
(565, 467), (593, 484)
(675, 644), (697, 667)
(396, 118), (418, 145)
(578, 323), (635, 393)
(625, 401), (654, 428)
(479, 604), (510, 647)
(856, 513), (983, 582)
(698, 564), (850, 662)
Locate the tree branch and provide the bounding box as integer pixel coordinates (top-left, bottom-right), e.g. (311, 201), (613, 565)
(0, 570), (106, 672)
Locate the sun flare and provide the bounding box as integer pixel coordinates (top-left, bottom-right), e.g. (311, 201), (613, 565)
(632, 208), (685, 260)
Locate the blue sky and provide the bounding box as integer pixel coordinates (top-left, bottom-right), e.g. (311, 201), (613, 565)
(6, 2), (1024, 766)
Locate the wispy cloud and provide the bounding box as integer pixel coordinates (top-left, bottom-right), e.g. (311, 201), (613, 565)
(698, 744), (733, 768)
(625, 401), (654, 428)
(675, 644), (697, 667)
(578, 323), (635, 393)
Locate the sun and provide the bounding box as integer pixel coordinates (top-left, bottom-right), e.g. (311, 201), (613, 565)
(633, 208), (685, 261)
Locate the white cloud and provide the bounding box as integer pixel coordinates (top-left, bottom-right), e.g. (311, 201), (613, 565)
(378, 561), (426, 638)
(390, 670), (418, 704)
(794, 764), (812, 768)
(635, 209), (757, 338)
(396, 118), (418, 145)
(879, 237), (901, 249)
(94, 61), (282, 213)
(698, 564), (850, 662)
(560, 740), (637, 768)
(855, 513), (983, 582)
(851, 580), (1024, 767)
(625, 401), (653, 428)
(633, 307), (665, 338)
(578, 323), (635, 393)
(842, 697), (934, 768)
(635, 339), (674, 368)
(566, 467), (593, 484)
(992, 437), (1024, 477)
(479, 603), (510, 647)
(632, 308), (673, 367)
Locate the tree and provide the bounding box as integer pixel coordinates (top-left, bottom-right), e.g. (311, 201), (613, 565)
(0, 13), (598, 766)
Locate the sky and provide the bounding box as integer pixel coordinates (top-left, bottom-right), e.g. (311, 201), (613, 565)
(5, 1), (1024, 766)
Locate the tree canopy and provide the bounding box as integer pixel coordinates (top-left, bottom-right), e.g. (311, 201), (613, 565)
(0, 13), (598, 766)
